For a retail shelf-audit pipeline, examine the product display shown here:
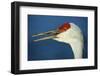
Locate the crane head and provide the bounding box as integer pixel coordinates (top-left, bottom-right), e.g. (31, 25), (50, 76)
(53, 22), (83, 45)
(32, 22), (84, 58)
(53, 22), (72, 43)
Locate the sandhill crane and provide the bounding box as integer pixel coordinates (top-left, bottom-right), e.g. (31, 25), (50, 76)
(32, 23), (84, 59)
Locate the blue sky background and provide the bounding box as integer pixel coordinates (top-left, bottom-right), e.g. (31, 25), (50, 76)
(28, 15), (88, 61)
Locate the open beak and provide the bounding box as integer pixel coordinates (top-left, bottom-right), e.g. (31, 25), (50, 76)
(32, 30), (60, 42)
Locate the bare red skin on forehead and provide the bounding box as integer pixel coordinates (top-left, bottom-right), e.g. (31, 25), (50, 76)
(58, 23), (71, 32)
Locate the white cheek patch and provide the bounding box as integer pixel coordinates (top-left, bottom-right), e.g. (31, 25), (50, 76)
(53, 32), (68, 43)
